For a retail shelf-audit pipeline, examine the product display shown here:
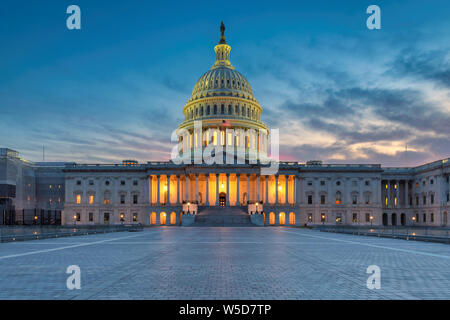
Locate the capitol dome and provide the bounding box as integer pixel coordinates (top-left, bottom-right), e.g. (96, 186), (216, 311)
(179, 22), (267, 132)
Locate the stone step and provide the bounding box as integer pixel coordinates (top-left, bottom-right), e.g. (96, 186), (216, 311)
(193, 206), (254, 227)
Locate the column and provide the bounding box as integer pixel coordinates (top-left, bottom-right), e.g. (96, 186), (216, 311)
(167, 175), (171, 205)
(395, 180), (399, 207)
(195, 174), (199, 203)
(285, 175), (289, 205)
(256, 175), (260, 203)
(387, 180), (390, 207)
(246, 174), (250, 204)
(215, 174), (219, 206)
(156, 175), (160, 205)
(226, 174), (230, 206)
(236, 174), (240, 206)
(265, 175), (269, 205)
(149, 175), (153, 205)
(404, 180), (409, 208)
(185, 175), (189, 202)
(275, 175), (279, 205)
(176, 175), (180, 205)
(205, 174), (210, 206)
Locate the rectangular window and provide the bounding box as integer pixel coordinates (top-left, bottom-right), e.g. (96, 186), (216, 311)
(89, 212), (93, 222)
(320, 180), (325, 186)
(307, 195), (313, 205)
(320, 195), (326, 205)
(89, 180), (94, 185)
(89, 195), (94, 204)
(431, 213), (434, 223)
(104, 212), (110, 223)
(76, 213), (81, 222)
(133, 194), (138, 204)
(104, 199), (110, 205)
(352, 195), (357, 205)
(447, 193), (449, 202)
(336, 214), (342, 223)
(423, 213), (426, 223)
(307, 181), (313, 186)
(423, 196), (426, 205)
(352, 213), (357, 223)
(133, 180), (138, 186)
(120, 195), (125, 204)
(416, 196), (419, 206)
(365, 213), (370, 222)
(365, 180), (370, 186)
(76, 194), (81, 204)
(365, 194), (370, 204)
(431, 194), (434, 204)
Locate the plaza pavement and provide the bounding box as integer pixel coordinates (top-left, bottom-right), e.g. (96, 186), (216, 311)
(0, 227), (450, 300)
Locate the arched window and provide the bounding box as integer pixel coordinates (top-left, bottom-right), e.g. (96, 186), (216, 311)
(228, 105), (232, 114)
(207, 105), (210, 115)
(279, 212), (286, 225)
(150, 212), (156, 225)
(335, 191), (342, 205)
(214, 105), (217, 114)
(170, 212), (176, 225)
(200, 106), (204, 116)
(269, 212), (275, 225)
(160, 212), (167, 225)
(289, 212), (295, 225)
(221, 104), (225, 114)
(235, 105), (239, 115)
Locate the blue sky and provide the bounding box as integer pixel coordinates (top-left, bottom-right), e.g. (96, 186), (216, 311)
(0, 0), (449, 166)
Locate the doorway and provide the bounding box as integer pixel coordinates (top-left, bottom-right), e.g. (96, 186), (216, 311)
(219, 192), (226, 206)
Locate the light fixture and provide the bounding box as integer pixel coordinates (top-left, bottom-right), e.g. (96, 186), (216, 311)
(278, 185), (282, 191)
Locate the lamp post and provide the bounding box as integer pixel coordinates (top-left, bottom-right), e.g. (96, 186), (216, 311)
(255, 202), (259, 214)
(73, 215), (77, 228)
(187, 202), (190, 214)
(370, 215), (374, 227)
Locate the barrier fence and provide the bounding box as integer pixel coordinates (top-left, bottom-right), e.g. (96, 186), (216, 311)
(0, 224), (143, 243)
(314, 225), (450, 244)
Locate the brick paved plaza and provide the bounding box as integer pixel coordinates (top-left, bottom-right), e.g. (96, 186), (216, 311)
(1, 227), (450, 300)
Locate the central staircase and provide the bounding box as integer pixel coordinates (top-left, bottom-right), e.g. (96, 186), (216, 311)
(193, 206), (255, 227)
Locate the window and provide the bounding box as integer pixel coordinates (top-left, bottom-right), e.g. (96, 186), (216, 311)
(120, 213), (125, 222)
(89, 195), (94, 204)
(365, 180), (370, 186)
(76, 180), (81, 185)
(89, 180), (94, 186)
(431, 213), (434, 223)
(307, 195), (313, 205)
(365, 193), (370, 205)
(89, 212), (93, 222)
(352, 194), (358, 205)
(133, 194), (138, 204)
(105, 181), (110, 186)
(430, 179), (434, 185)
(415, 182), (419, 188)
(335, 192), (342, 205)
(431, 194), (434, 204)
(320, 180), (325, 186)
(365, 213), (370, 222)
(104, 213), (110, 223)
(307, 181), (313, 186)
(423, 213), (427, 223)
(133, 213), (138, 222)
(76, 213), (81, 221)
(133, 180), (138, 186)
(423, 195), (427, 205)
(76, 194), (81, 204)
(352, 213), (358, 223)
(423, 181), (426, 186)
(352, 180), (357, 187)
(416, 196), (419, 206)
(336, 181), (341, 186)
(120, 195), (125, 204)
(320, 195), (326, 205)
(447, 193), (449, 202)
(120, 180), (125, 186)
(336, 214), (342, 223)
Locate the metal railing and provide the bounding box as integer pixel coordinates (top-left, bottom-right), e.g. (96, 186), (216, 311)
(315, 225), (450, 244)
(0, 225), (143, 243)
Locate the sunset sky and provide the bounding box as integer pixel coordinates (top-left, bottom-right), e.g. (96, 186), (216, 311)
(1, 0), (449, 166)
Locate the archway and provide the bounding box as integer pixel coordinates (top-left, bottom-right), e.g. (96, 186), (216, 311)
(289, 212), (295, 225)
(269, 212), (275, 225)
(279, 212), (286, 225)
(391, 213), (397, 226)
(400, 213), (406, 226)
(160, 212), (167, 225)
(150, 212), (156, 225)
(382, 213), (388, 226)
(219, 192), (226, 207)
(170, 212), (176, 225)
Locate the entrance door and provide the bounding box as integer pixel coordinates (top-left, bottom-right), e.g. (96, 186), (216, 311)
(219, 192), (226, 206)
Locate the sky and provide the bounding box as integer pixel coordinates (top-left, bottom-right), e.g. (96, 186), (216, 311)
(0, 0), (449, 166)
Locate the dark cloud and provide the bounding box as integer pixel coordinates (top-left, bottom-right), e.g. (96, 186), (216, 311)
(391, 49), (450, 88)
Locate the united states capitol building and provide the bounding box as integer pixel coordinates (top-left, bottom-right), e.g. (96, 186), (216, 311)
(1, 24), (449, 227)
